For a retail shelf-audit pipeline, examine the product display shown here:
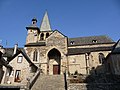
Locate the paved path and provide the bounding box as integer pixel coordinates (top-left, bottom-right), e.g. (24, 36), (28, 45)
(31, 75), (65, 90)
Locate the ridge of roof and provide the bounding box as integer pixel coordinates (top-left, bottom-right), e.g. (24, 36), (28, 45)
(69, 35), (113, 40)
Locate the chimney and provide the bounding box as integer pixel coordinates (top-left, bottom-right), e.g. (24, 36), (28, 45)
(13, 44), (18, 55)
(0, 45), (5, 54)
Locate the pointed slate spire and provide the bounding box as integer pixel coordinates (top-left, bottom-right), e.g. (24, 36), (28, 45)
(40, 11), (52, 31)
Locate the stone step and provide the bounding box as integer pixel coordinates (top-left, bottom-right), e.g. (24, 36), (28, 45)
(31, 75), (65, 90)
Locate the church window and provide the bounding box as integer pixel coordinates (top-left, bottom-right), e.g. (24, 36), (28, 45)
(33, 49), (38, 61)
(99, 53), (105, 64)
(17, 56), (23, 63)
(14, 70), (21, 82)
(46, 33), (49, 38)
(40, 33), (44, 40)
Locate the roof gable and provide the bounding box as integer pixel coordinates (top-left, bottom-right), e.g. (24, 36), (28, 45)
(8, 49), (37, 69)
(47, 30), (66, 39)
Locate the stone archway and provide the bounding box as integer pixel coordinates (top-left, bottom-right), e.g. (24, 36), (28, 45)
(48, 48), (61, 75)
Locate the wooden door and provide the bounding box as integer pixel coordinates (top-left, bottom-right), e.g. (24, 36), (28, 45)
(53, 65), (60, 75)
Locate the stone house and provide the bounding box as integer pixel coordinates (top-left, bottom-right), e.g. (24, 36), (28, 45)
(0, 45), (37, 85)
(24, 11), (115, 75)
(106, 39), (120, 75)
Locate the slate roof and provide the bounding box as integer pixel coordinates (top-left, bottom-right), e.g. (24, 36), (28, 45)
(68, 46), (113, 55)
(68, 35), (115, 46)
(0, 51), (12, 69)
(25, 42), (46, 47)
(3, 48), (23, 58)
(40, 11), (52, 31)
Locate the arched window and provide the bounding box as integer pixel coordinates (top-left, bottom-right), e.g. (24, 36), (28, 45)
(33, 49), (38, 61)
(40, 33), (44, 40)
(46, 33), (49, 38)
(99, 53), (105, 64)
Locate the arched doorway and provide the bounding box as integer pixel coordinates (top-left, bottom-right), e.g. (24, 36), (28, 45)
(48, 48), (61, 75)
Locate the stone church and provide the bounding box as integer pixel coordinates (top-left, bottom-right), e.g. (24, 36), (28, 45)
(24, 11), (115, 75)
(0, 11), (117, 89)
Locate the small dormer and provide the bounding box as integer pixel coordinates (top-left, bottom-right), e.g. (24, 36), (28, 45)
(92, 40), (98, 43)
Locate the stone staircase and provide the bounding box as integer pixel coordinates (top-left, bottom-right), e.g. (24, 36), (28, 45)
(31, 75), (65, 90)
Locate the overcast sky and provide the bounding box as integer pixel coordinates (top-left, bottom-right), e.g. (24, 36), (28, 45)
(0, 0), (120, 47)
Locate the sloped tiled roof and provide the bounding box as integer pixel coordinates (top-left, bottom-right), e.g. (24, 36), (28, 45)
(3, 48), (14, 57)
(0, 51), (12, 69)
(3, 48), (23, 58)
(68, 35), (115, 46)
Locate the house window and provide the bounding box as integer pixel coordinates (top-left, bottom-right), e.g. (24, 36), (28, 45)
(17, 56), (23, 63)
(99, 53), (105, 64)
(14, 70), (21, 82)
(33, 50), (38, 61)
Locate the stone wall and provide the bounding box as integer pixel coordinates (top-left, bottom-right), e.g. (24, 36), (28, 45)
(68, 83), (120, 90)
(68, 54), (86, 74)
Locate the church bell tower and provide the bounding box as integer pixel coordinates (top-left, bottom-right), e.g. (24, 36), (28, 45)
(26, 18), (40, 44)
